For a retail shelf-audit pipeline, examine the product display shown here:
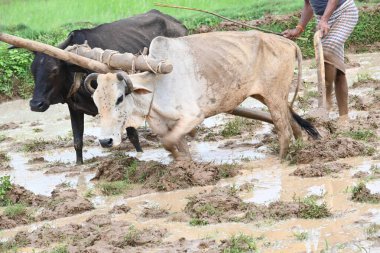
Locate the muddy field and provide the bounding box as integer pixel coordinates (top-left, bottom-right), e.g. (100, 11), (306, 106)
(0, 51), (379, 252)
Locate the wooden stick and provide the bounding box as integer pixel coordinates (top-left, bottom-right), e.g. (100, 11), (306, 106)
(231, 107), (273, 124)
(154, 3), (307, 41)
(0, 32), (111, 73)
(313, 30), (326, 109)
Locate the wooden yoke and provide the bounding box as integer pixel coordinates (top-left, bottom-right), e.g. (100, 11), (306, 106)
(65, 44), (173, 74)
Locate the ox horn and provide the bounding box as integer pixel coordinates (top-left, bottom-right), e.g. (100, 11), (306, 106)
(84, 73), (99, 94)
(116, 72), (134, 95)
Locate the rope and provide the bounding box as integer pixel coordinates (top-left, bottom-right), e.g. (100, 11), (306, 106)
(142, 54), (158, 74)
(154, 3), (307, 41)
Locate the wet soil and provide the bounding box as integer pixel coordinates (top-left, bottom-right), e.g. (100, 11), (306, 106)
(5, 215), (167, 252)
(291, 162), (352, 177)
(185, 187), (331, 224)
(0, 184), (93, 229)
(351, 182), (380, 204)
(293, 137), (369, 164)
(92, 153), (240, 192)
(36, 184), (94, 221)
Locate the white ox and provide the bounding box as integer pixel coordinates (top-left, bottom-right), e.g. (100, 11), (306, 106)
(85, 30), (320, 159)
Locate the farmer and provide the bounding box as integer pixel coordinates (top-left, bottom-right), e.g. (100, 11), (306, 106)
(282, 0), (358, 123)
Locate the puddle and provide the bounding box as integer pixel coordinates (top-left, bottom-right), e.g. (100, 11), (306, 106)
(306, 185), (326, 197)
(351, 160), (380, 175)
(0, 152), (96, 196)
(367, 180), (380, 194)
(44, 147), (108, 164)
(224, 166), (282, 205)
(126, 141), (266, 165)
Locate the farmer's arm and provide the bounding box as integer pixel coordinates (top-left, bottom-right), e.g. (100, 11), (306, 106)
(283, 0), (314, 39)
(318, 0), (340, 37)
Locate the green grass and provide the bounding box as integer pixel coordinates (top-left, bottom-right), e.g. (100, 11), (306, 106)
(0, 135), (6, 142)
(298, 196), (331, 219)
(293, 231), (309, 241)
(124, 225), (141, 246)
(97, 181), (129, 196)
(21, 138), (52, 152)
(0, 0), (303, 32)
(4, 203), (27, 218)
(0, 175), (12, 206)
(189, 218), (209, 226)
(223, 234), (258, 253)
(341, 130), (376, 142)
(221, 117), (257, 138)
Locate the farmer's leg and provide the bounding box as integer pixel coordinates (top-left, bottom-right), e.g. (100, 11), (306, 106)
(335, 69), (349, 117)
(325, 62), (336, 111)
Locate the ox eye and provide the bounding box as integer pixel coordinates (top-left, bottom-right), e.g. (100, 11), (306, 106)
(116, 95), (124, 106)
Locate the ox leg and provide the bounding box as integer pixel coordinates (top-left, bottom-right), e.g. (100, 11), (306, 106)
(265, 99), (293, 159)
(162, 115), (204, 161)
(69, 106), (84, 164)
(176, 137), (191, 159)
(126, 127), (143, 152)
(252, 94), (301, 139)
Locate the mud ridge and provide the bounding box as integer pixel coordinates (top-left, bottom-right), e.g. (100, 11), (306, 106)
(92, 153), (240, 191)
(185, 187), (331, 224)
(291, 162), (352, 177)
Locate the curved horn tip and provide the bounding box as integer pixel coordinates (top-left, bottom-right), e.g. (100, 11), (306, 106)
(116, 72), (124, 81)
(84, 73), (99, 94)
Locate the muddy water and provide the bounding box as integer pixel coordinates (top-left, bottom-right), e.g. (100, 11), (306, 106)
(0, 52), (380, 252)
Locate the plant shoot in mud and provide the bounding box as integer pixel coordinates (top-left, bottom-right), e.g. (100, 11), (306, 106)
(223, 234), (258, 253)
(0, 175), (12, 206)
(297, 196), (331, 219)
(124, 225), (141, 246)
(293, 231), (309, 241)
(4, 203), (27, 218)
(189, 218), (209, 226)
(0, 134), (6, 142)
(341, 129), (376, 142)
(97, 181), (129, 196)
(350, 182), (380, 204)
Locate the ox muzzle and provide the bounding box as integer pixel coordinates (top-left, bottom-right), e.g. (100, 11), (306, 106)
(29, 99), (50, 112)
(99, 138), (113, 148)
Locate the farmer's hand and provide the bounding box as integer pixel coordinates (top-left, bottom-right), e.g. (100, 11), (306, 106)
(282, 28), (302, 40)
(318, 19), (330, 37)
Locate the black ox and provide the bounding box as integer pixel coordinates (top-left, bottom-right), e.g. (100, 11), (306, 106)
(28, 10), (188, 164)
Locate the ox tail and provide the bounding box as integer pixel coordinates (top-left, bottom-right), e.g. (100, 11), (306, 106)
(290, 44), (303, 108)
(289, 107), (321, 140)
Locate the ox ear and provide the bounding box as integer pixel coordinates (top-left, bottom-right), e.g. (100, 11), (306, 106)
(132, 84), (152, 95)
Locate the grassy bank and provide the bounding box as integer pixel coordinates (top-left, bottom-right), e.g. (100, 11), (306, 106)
(0, 0), (379, 100)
